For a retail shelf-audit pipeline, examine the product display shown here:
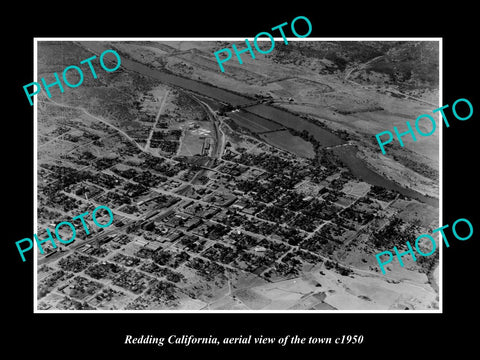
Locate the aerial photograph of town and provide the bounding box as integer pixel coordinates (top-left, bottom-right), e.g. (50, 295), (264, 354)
(35, 39), (440, 311)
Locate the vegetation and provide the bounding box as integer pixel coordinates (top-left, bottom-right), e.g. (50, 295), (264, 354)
(272, 41), (439, 90)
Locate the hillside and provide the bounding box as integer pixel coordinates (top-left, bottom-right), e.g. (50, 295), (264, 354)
(271, 41), (439, 93)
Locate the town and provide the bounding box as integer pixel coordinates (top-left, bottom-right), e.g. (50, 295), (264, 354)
(16, 205), (114, 262)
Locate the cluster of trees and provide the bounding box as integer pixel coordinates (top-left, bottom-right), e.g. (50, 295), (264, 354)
(275, 191), (311, 212)
(300, 234), (334, 255)
(151, 130), (182, 141)
(324, 260), (353, 276)
(58, 297), (95, 310)
(372, 217), (415, 248)
(58, 254), (97, 273)
(258, 205), (293, 224)
(150, 139), (179, 154)
(112, 269), (148, 294)
(152, 250), (190, 269)
(69, 276), (102, 300)
(392, 153), (439, 181)
(235, 152), (296, 176)
(140, 262), (185, 283)
(236, 175), (300, 203)
(229, 232), (259, 251)
(202, 243), (237, 265)
(38, 270), (72, 298)
(112, 253), (141, 267)
(40, 164), (91, 196)
(180, 235), (206, 253)
(187, 258), (226, 281)
(206, 223), (230, 240)
(146, 280), (178, 302)
(277, 226), (305, 246)
(141, 154), (188, 177)
(122, 182), (148, 197)
(368, 185), (398, 202)
(290, 212), (318, 232)
(94, 157), (119, 171)
(238, 251), (275, 272)
(265, 258), (300, 279)
(85, 261), (123, 280)
(340, 207), (375, 226)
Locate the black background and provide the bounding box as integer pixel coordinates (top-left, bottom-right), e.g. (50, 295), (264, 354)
(4, 4), (477, 356)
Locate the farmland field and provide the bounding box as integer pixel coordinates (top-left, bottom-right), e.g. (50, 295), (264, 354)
(229, 110), (284, 133)
(259, 130), (315, 159)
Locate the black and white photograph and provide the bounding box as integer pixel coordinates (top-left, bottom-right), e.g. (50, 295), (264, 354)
(5, 6), (478, 356)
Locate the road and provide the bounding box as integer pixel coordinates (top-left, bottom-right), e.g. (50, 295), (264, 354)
(40, 96), (170, 162)
(344, 55), (437, 107)
(145, 90), (170, 152)
(344, 56), (384, 81)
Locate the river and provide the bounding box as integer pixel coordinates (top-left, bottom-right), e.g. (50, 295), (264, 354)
(245, 104), (344, 147)
(80, 41), (252, 107)
(75, 41), (438, 208)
